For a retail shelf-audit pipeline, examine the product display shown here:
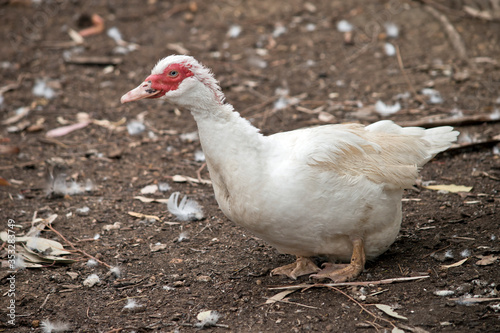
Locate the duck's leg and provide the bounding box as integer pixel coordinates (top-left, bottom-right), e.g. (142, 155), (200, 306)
(271, 256), (320, 280)
(310, 238), (366, 282)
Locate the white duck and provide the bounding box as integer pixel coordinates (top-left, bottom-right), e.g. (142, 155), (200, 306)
(121, 55), (459, 282)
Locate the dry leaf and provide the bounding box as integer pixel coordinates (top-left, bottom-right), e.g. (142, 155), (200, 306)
(172, 174), (212, 185)
(169, 258), (184, 264)
(25, 237), (72, 256)
(128, 211), (160, 221)
(0, 145), (20, 155)
(266, 290), (296, 304)
(150, 243), (167, 252)
(21, 245), (76, 264)
(0, 177), (10, 186)
(475, 254), (498, 266)
(423, 184), (472, 193)
(375, 304), (408, 320)
(134, 196), (169, 204)
(441, 257), (468, 269)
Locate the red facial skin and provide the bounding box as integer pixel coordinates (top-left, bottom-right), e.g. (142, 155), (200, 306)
(144, 63), (194, 98)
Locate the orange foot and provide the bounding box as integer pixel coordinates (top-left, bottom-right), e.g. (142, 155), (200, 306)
(271, 256), (320, 280)
(310, 238), (366, 282)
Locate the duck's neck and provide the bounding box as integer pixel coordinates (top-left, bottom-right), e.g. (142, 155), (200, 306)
(190, 101), (265, 163)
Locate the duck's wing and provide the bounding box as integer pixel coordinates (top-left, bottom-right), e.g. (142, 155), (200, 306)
(271, 121), (457, 190)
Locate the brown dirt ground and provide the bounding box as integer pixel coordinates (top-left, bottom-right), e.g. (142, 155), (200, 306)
(1, 0), (500, 332)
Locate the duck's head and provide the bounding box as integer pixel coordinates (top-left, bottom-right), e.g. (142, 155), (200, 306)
(121, 55), (224, 107)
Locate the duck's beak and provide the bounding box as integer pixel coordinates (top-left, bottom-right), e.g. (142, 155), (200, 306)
(120, 81), (160, 104)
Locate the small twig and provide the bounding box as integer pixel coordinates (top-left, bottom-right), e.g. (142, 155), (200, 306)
(328, 286), (396, 328)
(423, 4), (468, 60)
(422, 244), (451, 259)
(196, 162), (207, 183)
(104, 329), (123, 333)
(43, 222), (112, 269)
(395, 44), (427, 106)
(240, 96), (279, 116)
(263, 297), (319, 309)
(397, 114), (500, 128)
(269, 275), (430, 290)
(106, 295), (148, 306)
(448, 137), (500, 152)
(39, 293), (51, 309)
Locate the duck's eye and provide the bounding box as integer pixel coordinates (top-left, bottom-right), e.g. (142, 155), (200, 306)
(168, 70), (179, 77)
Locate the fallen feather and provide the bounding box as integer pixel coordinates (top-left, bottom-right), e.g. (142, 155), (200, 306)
(195, 310), (220, 328)
(123, 298), (143, 311)
(87, 259), (98, 267)
(46, 121), (90, 138)
(423, 184), (472, 193)
(421, 88), (443, 104)
(40, 319), (71, 333)
(127, 120), (146, 135)
(46, 173), (92, 197)
(150, 242), (167, 252)
(32, 79), (56, 99)
(375, 304), (408, 320)
(194, 150), (205, 162)
(227, 25), (242, 38)
(107, 26), (124, 44)
(14, 255), (26, 269)
(102, 222), (121, 231)
(140, 184), (158, 194)
(441, 257), (468, 269)
(475, 254), (498, 266)
(434, 290), (455, 297)
(110, 266), (121, 277)
(75, 206), (90, 216)
(128, 211), (160, 221)
(384, 22), (399, 38)
(179, 131), (198, 142)
(384, 42), (396, 56)
(375, 100), (401, 116)
(83, 274), (100, 287)
(337, 19), (353, 32)
(167, 192), (204, 221)
(272, 23), (287, 37)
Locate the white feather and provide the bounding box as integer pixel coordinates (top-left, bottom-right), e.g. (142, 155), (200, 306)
(40, 319), (70, 333)
(167, 192), (204, 221)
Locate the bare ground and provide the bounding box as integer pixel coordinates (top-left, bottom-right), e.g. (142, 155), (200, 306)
(1, 0), (500, 332)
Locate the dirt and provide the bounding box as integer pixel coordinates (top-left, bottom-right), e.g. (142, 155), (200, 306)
(1, 0), (500, 332)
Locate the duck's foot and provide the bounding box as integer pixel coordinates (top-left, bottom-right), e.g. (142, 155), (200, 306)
(310, 238), (366, 282)
(271, 256), (320, 280)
